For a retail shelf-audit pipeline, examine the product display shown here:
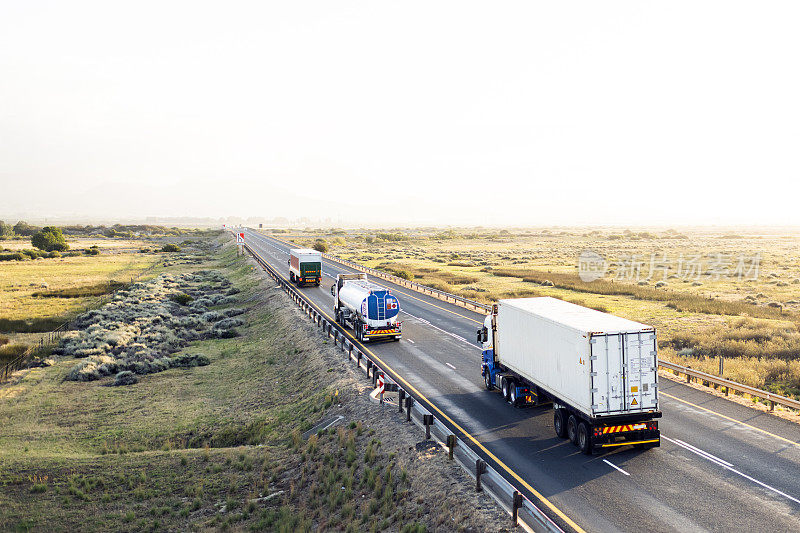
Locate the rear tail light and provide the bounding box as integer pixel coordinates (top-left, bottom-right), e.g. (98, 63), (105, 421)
(647, 421), (658, 431)
(594, 427), (603, 437)
(363, 324), (368, 331)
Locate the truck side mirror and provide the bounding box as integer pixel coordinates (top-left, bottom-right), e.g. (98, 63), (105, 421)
(476, 329), (482, 344)
(330, 285), (335, 296)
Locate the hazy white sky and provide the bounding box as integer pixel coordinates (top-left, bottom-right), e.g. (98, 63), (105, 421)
(1, 1), (799, 226)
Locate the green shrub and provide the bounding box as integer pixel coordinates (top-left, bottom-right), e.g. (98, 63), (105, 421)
(0, 220), (14, 237)
(84, 245), (100, 256)
(161, 243), (181, 252)
(312, 240), (328, 253)
(13, 221), (40, 237)
(170, 292), (194, 305)
(112, 371), (138, 386)
(31, 227), (69, 252)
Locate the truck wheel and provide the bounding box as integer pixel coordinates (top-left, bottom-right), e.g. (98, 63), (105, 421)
(567, 415), (578, 445)
(553, 409), (567, 438)
(289, 272), (295, 283)
(484, 370), (493, 390)
(509, 383), (518, 407)
(578, 422), (592, 455)
(501, 379), (510, 401)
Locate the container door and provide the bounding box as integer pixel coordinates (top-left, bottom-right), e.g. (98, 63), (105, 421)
(590, 334), (626, 415)
(622, 332), (658, 411)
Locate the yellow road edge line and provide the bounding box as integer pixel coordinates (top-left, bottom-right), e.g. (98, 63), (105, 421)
(245, 243), (585, 533)
(660, 391), (799, 448)
(262, 231), (484, 324)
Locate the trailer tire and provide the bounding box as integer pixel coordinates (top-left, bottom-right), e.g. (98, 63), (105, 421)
(577, 422), (592, 454)
(567, 415), (578, 444)
(501, 379), (510, 402)
(484, 370), (493, 390)
(553, 409), (567, 438)
(509, 383), (518, 407)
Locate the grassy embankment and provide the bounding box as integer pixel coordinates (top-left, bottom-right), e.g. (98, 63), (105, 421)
(276, 228), (800, 401)
(0, 239), (466, 532)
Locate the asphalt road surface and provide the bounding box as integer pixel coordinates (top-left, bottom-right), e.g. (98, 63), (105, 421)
(242, 228), (800, 533)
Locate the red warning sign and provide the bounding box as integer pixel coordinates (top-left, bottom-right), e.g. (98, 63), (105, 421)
(376, 374), (385, 395)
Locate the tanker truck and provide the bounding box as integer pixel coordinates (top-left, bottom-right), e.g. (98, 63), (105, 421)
(288, 248), (322, 287)
(331, 273), (401, 342)
(478, 297), (661, 454)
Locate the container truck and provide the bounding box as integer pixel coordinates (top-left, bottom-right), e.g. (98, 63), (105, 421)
(288, 249), (322, 287)
(477, 297), (661, 454)
(331, 273), (401, 342)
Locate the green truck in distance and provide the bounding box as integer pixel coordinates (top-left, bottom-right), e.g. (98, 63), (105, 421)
(289, 248), (322, 286)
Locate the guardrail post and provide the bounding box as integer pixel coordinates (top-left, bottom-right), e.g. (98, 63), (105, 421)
(475, 459), (486, 492)
(725, 386), (729, 396)
(356, 351), (362, 369)
(512, 491), (523, 526)
(719, 356), (724, 377)
(770, 400), (775, 411)
(446, 434), (456, 460)
(423, 414), (433, 439)
(406, 397), (413, 422)
(398, 390), (405, 413)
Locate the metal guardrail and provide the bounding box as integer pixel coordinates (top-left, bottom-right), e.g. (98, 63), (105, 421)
(659, 360), (800, 411)
(241, 240), (566, 533)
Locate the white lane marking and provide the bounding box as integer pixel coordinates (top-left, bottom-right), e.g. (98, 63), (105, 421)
(662, 435), (800, 505)
(407, 339), (415, 344)
(672, 438), (733, 467)
(446, 362), (457, 370)
(401, 310), (481, 351)
(602, 459), (630, 476)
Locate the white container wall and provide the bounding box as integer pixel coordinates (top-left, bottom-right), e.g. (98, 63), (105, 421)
(495, 297), (658, 419)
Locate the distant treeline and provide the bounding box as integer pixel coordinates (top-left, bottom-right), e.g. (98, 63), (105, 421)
(1, 221), (215, 239)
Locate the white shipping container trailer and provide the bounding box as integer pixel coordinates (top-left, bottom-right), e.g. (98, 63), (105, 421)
(478, 297), (661, 454)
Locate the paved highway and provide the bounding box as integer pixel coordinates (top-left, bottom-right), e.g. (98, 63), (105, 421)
(243, 228), (800, 532)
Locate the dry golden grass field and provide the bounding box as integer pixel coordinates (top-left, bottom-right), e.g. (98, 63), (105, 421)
(272, 227), (800, 400)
